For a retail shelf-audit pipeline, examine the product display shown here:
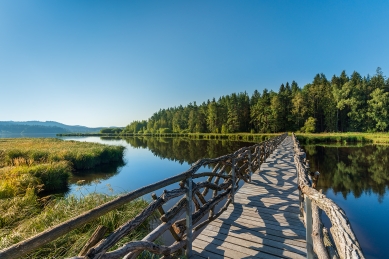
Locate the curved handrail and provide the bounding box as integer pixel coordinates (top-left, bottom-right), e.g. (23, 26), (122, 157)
(292, 133), (365, 259)
(0, 133), (288, 259)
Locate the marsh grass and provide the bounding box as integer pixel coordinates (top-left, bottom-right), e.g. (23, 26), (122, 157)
(0, 138), (125, 197)
(0, 138), (125, 169)
(0, 188), (155, 258)
(295, 132), (389, 144)
(0, 162), (71, 198)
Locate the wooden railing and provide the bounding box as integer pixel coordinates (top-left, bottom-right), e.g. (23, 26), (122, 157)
(292, 133), (365, 259)
(0, 133), (287, 259)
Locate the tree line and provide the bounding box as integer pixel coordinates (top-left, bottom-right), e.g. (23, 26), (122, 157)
(123, 68), (388, 134)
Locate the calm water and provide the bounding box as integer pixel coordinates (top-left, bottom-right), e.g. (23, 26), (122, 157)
(304, 144), (389, 259)
(1, 134), (387, 257)
(59, 136), (256, 198)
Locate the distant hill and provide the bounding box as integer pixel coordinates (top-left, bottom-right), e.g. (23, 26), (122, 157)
(0, 121), (104, 134)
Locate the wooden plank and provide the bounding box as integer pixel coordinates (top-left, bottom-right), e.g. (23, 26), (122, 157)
(199, 228), (306, 259)
(235, 189), (299, 199)
(233, 198), (301, 213)
(207, 221), (306, 248)
(214, 215), (306, 237)
(237, 186), (299, 196)
(203, 224), (307, 252)
(193, 238), (258, 258)
(234, 194), (301, 205)
(236, 189), (299, 198)
(224, 206), (304, 225)
(193, 247), (233, 259)
(253, 174), (297, 182)
(191, 252), (209, 259)
(241, 184), (297, 191)
(195, 235), (282, 259)
(220, 209), (305, 231)
(211, 217), (305, 241)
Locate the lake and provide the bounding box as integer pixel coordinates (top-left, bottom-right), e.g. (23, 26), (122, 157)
(1, 134), (387, 258)
(303, 144), (389, 259)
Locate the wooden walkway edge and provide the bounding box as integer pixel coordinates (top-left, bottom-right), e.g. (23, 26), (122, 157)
(193, 136), (307, 259)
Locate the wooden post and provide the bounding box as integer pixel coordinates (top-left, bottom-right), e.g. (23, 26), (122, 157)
(257, 146), (261, 172)
(248, 150), (252, 182)
(305, 195), (314, 259)
(185, 176), (193, 258)
(231, 158), (236, 204)
(312, 171), (320, 189)
(78, 225), (107, 256)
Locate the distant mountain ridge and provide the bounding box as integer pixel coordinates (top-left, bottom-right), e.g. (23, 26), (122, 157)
(0, 121), (104, 134)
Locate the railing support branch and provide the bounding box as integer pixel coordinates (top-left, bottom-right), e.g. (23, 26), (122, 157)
(305, 194), (314, 259)
(185, 176), (193, 258)
(248, 150), (252, 182)
(231, 158), (236, 204)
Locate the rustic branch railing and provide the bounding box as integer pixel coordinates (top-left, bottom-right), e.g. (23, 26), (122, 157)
(0, 133), (287, 259)
(292, 133), (365, 259)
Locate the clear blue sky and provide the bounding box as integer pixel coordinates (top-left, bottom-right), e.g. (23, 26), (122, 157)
(1, 1), (388, 127)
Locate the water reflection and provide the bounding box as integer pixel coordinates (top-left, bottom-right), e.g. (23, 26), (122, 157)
(304, 144), (389, 201)
(69, 161), (124, 185)
(304, 144), (389, 259)
(104, 136), (257, 163)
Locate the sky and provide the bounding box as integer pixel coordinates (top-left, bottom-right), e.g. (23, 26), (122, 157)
(0, 1), (388, 127)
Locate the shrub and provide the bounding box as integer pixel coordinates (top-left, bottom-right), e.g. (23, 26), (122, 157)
(301, 117), (316, 133)
(159, 128), (172, 134)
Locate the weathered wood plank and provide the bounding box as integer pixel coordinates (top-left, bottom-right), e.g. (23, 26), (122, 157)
(224, 207), (304, 224)
(201, 225), (306, 254)
(213, 216), (306, 238)
(232, 198), (301, 213)
(194, 236), (282, 259)
(199, 228), (306, 259)
(193, 248), (232, 259)
(219, 209), (306, 232)
(237, 187), (300, 196)
(207, 221), (306, 248)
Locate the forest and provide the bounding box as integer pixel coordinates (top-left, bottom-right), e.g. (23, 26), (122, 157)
(123, 68), (389, 134)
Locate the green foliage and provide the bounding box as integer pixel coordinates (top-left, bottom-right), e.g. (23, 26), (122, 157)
(159, 128), (172, 134)
(100, 128), (123, 134)
(221, 124), (228, 134)
(301, 117), (316, 133)
(367, 88), (389, 132)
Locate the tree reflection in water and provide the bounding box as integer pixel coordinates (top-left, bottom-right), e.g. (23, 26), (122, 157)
(304, 144), (389, 201)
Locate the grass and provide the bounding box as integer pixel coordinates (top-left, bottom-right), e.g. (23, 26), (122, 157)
(0, 138), (125, 169)
(0, 162), (71, 198)
(295, 132), (389, 144)
(0, 138), (125, 197)
(0, 187), (156, 258)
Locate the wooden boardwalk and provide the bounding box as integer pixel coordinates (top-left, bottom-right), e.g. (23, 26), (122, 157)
(193, 136), (307, 259)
